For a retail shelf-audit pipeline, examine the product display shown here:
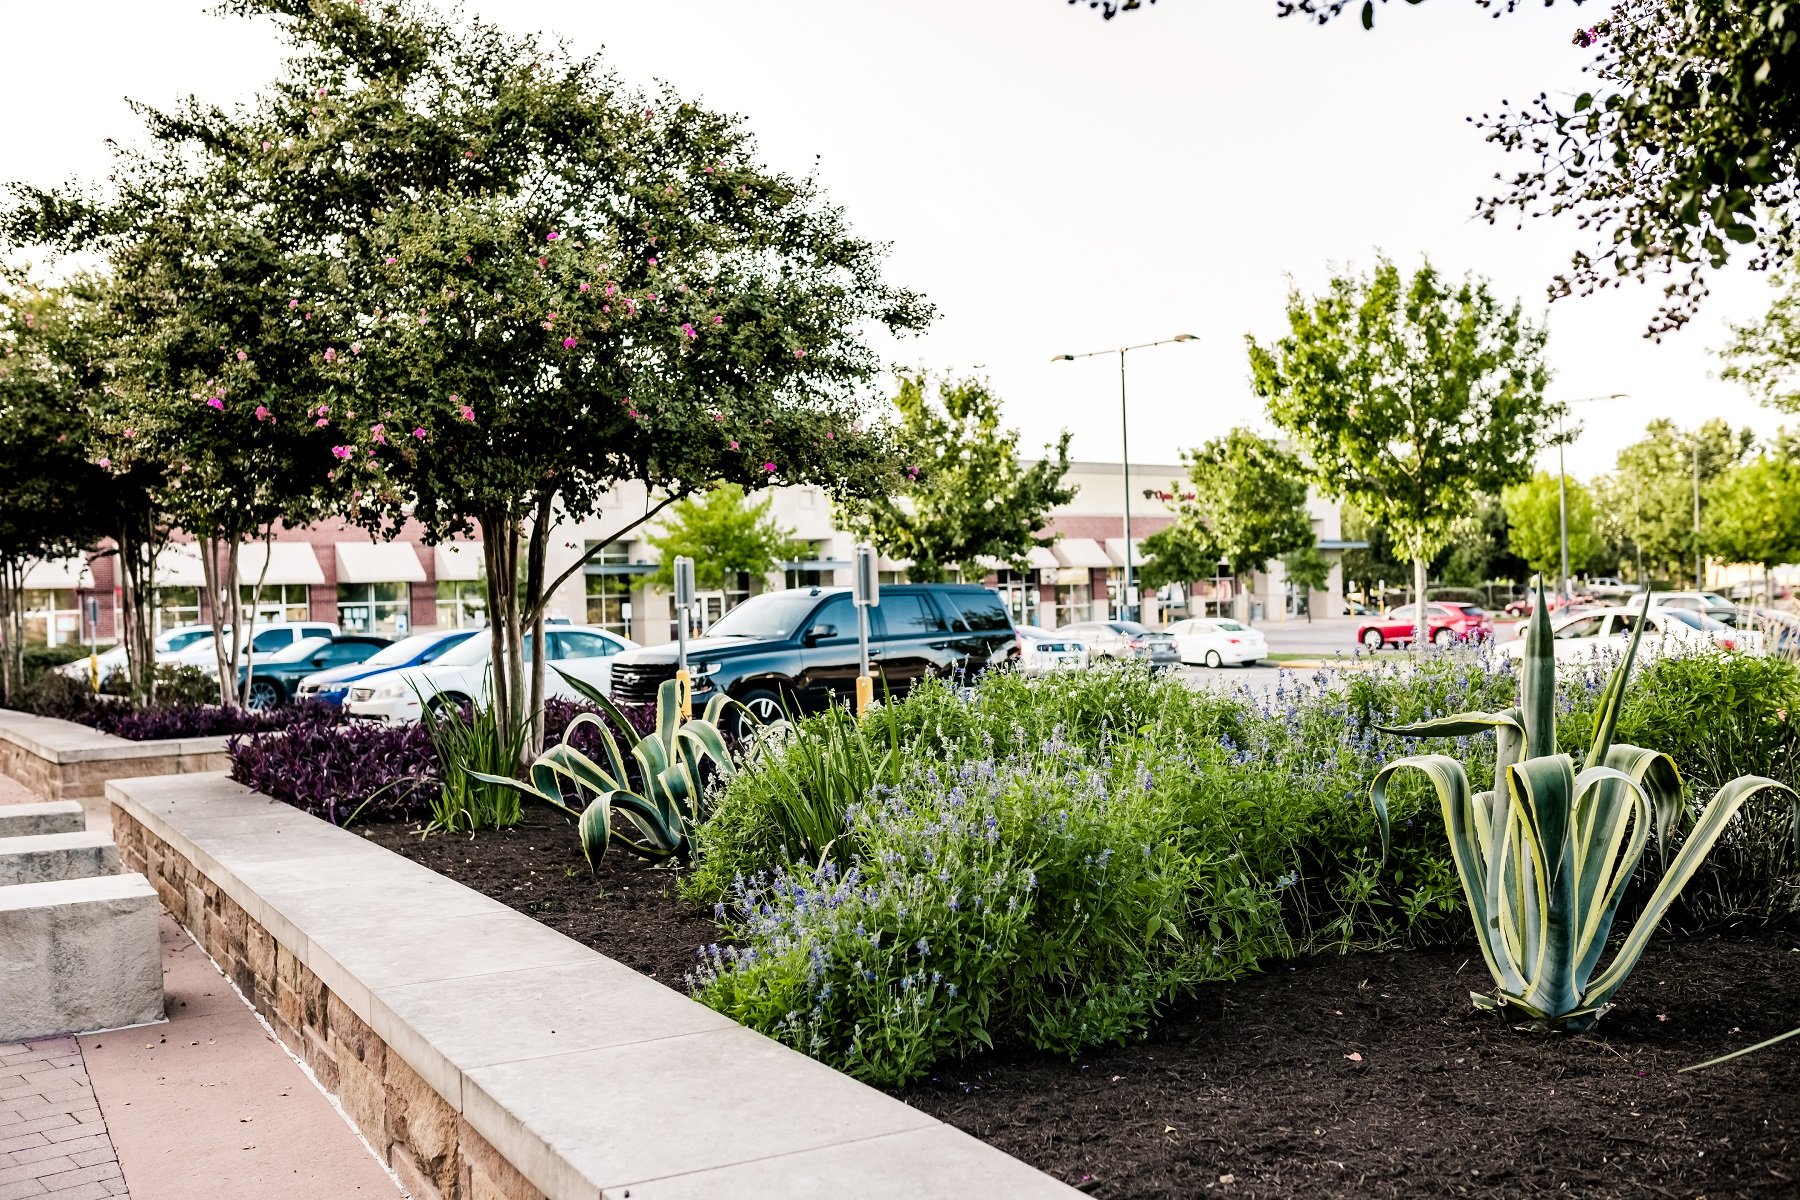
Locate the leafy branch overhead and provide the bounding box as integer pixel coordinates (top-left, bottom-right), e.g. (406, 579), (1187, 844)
(837, 373), (1075, 583)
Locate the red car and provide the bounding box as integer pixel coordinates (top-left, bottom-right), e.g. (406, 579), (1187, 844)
(1357, 603), (1494, 649)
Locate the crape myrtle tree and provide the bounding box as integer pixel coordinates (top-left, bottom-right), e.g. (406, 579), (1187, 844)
(647, 485), (798, 594)
(1251, 255), (1555, 647)
(212, 0), (929, 745)
(838, 373), (1074, 584)
(0, 285), (112, 702)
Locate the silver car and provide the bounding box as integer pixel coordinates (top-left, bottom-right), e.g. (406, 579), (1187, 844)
(1055, 621), (1180, 668)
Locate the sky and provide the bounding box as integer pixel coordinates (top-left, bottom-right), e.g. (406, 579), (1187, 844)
(0, 0), (1786, 482)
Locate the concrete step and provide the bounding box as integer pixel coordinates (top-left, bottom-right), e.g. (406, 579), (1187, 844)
(0, 872), (165, 1040)
(0, 830), (120, 885)
(0, 798), (86, 838)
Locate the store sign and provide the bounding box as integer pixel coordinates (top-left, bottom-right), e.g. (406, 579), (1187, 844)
(1054, 567), (1091, 586)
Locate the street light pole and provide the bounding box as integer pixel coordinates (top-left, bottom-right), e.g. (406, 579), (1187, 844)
(1053, 334), (1199, 624)
(1552, 393), (1628, 600)
(1693, 440), (1704, 588)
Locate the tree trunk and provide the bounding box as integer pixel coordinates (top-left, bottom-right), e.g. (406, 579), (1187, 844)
(523, 494), (554, 757)
(115, 519), (163, 702)
(478, 513), (518, 737)
(0, 557), (24, 705)
(1412, 555), (1429, 650)
(199, 534), (246, 708)
(238, 530), (274, 708)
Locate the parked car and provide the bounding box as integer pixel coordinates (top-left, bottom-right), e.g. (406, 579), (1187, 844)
(1015, 624), (1089, 676)
(1342, 599), (1375, 617)
(344, 625), (635, 722)
(1356, 603), (1492, 649)
(1583, 576), (1635, 599)
(1503, 591), (1598, 618)
(163, 621), (342, 670)
(237, 635), (391, 710)
(1648, 590), (1741, 627)
(295, 629), (480, 707)
(1498, 604), (1762, 662)
(1164, 617), (1267, 667)
(1054, 620), (1180, 669)
(55, 623), (219, 682)
(608, 585), (1018, 737)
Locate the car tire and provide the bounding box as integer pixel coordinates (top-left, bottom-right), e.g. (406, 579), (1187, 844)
(1432, 628), (1455, 648)
(426, 692), (472, 721)
(246, 679), (284, 711)
(1205, 650), (1223, 669)
(1361, 629), (1384, 650)
(727, 687), (788, 741)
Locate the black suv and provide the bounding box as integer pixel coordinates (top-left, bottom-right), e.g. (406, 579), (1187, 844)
(608, 584), (1019, 734)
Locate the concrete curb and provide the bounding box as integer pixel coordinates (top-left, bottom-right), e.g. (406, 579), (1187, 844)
(108, 773), (1080, 1200)
(0, 708), (229, 808)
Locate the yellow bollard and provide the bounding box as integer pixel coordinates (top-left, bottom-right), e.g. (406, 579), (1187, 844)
(854, 674), (873, 717)
(89, 653), (99, 694)
(675, 668), (692, 721)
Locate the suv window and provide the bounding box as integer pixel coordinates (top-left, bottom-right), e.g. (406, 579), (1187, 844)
(250, 628), (293, 652)
(319, 642), (372, 665)
(551, 631), (619, 660)
(806, 595), (858, 645)
(947, 590), (1011, 634)
(878, 594), (946, 638)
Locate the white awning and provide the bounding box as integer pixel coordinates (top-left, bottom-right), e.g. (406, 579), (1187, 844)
(237, 542), (325, 586)
(877, 554), (913, 572)
(434, 541), (485, 582)
(1026, 546), (1060, 571)
(1104, 538), (1151, 567)
(336, 542), (427, 584)
(22, 557), (94, 590)
(153, 543), (207, 588)
(1052, 539), (1112, 570)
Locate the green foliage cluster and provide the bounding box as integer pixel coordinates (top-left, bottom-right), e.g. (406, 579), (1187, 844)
(836, 372), (1074, 584)
(646, 485), (798, 593)
(1138, 428), (1312, 593)
(683, 646), (1800, 1083)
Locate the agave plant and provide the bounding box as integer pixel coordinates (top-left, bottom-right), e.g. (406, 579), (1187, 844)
(1370, 580), (1793, 1030)
(471, 671), (735, 867)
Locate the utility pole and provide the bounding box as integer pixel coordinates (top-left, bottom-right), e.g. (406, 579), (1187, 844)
(1692, 440), (1704, 588)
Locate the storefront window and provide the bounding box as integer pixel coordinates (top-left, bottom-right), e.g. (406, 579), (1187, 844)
(583, 542), (634, 639)
(154, 587), (201, 633)
(22, 589), (77, 647)
(241, 583), (310, 624)
(435, 580), (488, 629)
(990, 571), (1040, 628)
(337, 582), (409, 636)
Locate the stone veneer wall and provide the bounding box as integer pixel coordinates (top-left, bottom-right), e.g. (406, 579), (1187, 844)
(113, 806), (541, 1200)
(0, 737), (229, 804)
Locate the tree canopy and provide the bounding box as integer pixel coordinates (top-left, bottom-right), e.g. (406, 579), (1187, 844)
(1610, 418), (1753, 585)
(1501, 471), (1600, 586)
(646, 485), (797, 593)
(1706, 442), (1800, 575)
(1250, 254), (1553, 637)
(838, 373), (1074, 583)
(1144, 429), (1312, 598)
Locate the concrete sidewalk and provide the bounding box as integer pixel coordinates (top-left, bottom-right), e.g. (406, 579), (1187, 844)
(77, 918), (401, 1200)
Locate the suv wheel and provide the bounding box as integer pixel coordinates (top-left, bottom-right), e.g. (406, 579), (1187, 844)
(246, 679), (283, 711)
(727, 687), (787, 740)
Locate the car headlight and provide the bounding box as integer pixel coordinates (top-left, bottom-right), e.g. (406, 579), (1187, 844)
(691, 662), (723, 678)
(373, 681), (412, 699)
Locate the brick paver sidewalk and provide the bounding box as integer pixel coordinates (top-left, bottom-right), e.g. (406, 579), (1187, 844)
(0, 1038), (128, 1200)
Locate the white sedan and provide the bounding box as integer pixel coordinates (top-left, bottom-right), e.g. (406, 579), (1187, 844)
(1165, 617), (1268, 668)
(344, 625), (636, 721)
(56, 623), (219, 682)
(1499, 605), (1762, 663)
(1016, 625), (1089, 676)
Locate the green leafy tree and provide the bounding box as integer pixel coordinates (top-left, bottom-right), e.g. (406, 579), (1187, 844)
(1708, 444), (1800, 601)
(1611, 418), (1753, 586)
(1157, 429), (1313, 612)
(1136, 515), (1219, 593)
(1337, 500), (1407, 605)
(0, 285), (113, 701)
(1280, 542), (1331, 622)
(1721, 262), (1800, 413)
(646, 485), (797, 592)
(1437, 493), (1527, 592)
(839, 373), (1073, 583)
(1250, 255), (1554, 645)
(1501, 472), (1601, 588)
(11, 0), (929, 739)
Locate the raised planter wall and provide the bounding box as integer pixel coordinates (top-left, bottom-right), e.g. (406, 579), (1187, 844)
(109, 773), (1079, 1200)
(0, 708), (228, 808)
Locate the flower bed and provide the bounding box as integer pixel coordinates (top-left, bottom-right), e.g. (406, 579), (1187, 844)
(303, 648), (1800, 1196)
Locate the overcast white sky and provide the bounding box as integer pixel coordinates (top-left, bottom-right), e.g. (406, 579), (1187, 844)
(1, 0), (1786, 481)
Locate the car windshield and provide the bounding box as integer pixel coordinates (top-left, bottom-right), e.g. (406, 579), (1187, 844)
(1699, 593), (1733, 608)
(159, 629), (211, 653)
(1214, 619), (1247, 631)
(266, 637), (332, 664)
(362, 631), (470, 667)
(1110, 622), (1150, 635)
(704, 592), (828, 640)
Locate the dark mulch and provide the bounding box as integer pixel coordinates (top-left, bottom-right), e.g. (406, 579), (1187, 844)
(358, 805), (1799, 1198)
(358, 801), (714, 986)
(899, 931), (1800, 1199)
